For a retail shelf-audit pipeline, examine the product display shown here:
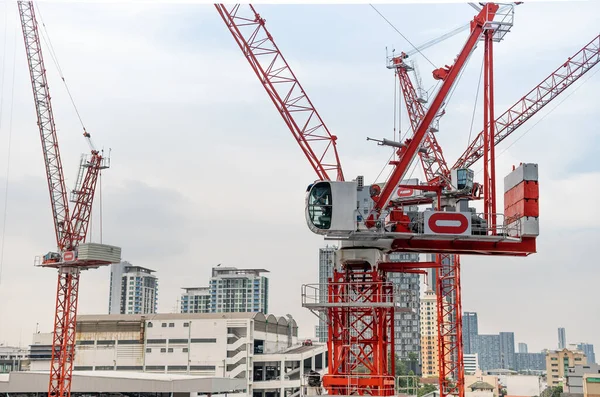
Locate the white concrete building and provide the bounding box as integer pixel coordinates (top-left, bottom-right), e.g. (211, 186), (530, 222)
(30, 312), (326, 397)
(108, 261), (158, 314)
(180, 287), (211, 313)
(465, 353), (480, 375)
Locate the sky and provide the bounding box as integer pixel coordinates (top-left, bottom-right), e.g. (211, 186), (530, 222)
(0, 1), (599, 354)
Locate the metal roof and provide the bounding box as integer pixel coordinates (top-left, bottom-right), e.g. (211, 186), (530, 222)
(0, 371), (246, 393)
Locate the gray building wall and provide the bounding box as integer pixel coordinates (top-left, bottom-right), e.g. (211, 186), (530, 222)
(473, 334), (501, 371)
(566, 364), (600, 394)
(559, 328), (567, 350)
(518, 343), (528, 353)
(316, 246), (335, 343)
(515, 352), (546, 371)
(578, 343), (596, 365)
(388, 252), (421, 370)
(463, 312), (479, 355)
(500, 332), (516, 370)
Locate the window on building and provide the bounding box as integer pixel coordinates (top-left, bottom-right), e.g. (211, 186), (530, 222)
(160, 348), (166, 353)
(183, 348), (189, 353)
(183, 322), (189, 327)
(147, 322), (153, 328)
(146, 348), (152, 353)
(161, 323), (167, 328)
(169, 323), (175, 328)
(168, 348), (174, 353)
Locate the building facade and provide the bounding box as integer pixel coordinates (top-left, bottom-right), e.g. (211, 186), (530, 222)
(518, 343), (528, 353)
(499, 332), (516, 370)
(546, 348), (587, 386)
(473, 335), (502, 371)
(388, 252), (421, 368)
(315, 246), (336, 343)
(29, 313), (323, 397)
(464, 353), (479, 375)
(109, 262), (158, 315)
(566, 364), (600, 394)
(420, 289), (439, 377)
(463, 312), (479, 355)
(579, 343), (596, 365)
(180, 287), (211, 313)
(515, 352), (546, 372)
(558, 328), (567, 350)
(0, 345), (28, 373)
(183, 267), (269, 314)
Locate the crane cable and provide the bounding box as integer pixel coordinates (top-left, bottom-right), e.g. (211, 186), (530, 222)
(34, 3), (89, 140)
(0, 10), (17, 289)
(369, 4), (437, 69)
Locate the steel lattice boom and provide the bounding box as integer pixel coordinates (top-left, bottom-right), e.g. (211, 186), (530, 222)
(454, 34), (600, 170)
(18, 1), (71, 248)
(18, 2), (110, 397)
(215, 4), (344, 182)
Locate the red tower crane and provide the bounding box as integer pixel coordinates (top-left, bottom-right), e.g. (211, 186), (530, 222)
(18, 2), (121, 397)
(218, 4), (599, 397)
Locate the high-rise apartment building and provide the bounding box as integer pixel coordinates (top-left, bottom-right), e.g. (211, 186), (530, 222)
(518, 343), (528, 353)
(315, 246), (336, 342)
(210, 266), (269, 313)
(388, 252), (421, 368)
(463, 312), (479, 355)
(578, 343), (596, 365)
(420, 289), (440, 377)
(108, 261), (158, 315)
(499, 332), (516, 370)
(180, 287), (210, 313)
(180, 267), (269, 314)
(558, 327), (567, 349)
(546, 348), (587, 386)
(473, 334), (502, 371)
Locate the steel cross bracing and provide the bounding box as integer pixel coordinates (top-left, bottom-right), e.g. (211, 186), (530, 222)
(371, 3), (499, 219)
(18, 2), (108, 397)
(454, 33), (600, 170)
(215, 4), (344, 182)
(395, 67), (450, 185)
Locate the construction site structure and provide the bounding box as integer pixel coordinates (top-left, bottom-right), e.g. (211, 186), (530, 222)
(17, 2), (121, 397)
(217, 3), (600, 397)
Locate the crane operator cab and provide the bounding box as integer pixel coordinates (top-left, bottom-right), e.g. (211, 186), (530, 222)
(305, 181), (358, 236)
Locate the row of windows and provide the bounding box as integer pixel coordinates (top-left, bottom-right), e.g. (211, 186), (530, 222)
(147, 322), (190, 328)
(146, 338), (217, 344)
(74, 365), (215, 371)
(146, 347), (188, 353)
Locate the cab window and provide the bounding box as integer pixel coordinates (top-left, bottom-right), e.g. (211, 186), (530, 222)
(308, 182), (332, 230)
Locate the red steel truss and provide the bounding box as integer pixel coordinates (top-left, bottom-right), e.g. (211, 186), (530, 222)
(18, 2), (108, 397)
(395, 66), (450, 185)
(454, 33), (600, 170)
(436, 255), (464, 397)
(325, 268), (396, 396)
(215, 4), (344, 182)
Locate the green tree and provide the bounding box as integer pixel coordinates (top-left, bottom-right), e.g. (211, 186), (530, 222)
(417, 384), (437, 397)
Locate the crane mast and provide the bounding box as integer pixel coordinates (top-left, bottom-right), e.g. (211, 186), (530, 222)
(18, 3), (118, 397)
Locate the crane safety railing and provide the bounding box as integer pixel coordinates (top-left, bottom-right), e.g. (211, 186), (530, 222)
(301, 282), (418, 310)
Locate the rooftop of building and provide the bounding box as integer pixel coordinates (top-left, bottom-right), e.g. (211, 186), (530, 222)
(211, 266), (269, 277)
(0, 371), (245, 393)
(181, 286), (210, 293)
(469, 381), (495, 391)
(77, 312), (297, 327)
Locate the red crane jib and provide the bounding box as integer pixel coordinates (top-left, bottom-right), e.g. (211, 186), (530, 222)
(369, 3), (499, 224)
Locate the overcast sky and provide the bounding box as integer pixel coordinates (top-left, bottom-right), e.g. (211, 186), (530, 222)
(0, 1), (599, 354)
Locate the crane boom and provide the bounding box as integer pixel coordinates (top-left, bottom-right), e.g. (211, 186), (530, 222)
(215, 4), (344, 182)
(372, 4), (499, 216)
(18, 1), (71, 249)
(396, 67), (450, 184)
(454, 33), (600, 170)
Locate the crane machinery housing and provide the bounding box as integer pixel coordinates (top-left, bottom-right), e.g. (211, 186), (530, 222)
(217, 2), (600, 397)
(17, 2), (122, 397)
